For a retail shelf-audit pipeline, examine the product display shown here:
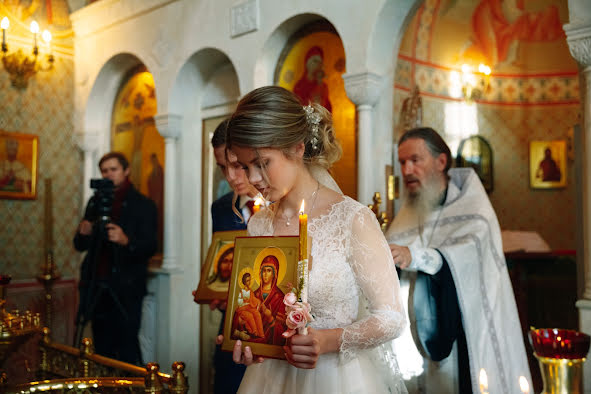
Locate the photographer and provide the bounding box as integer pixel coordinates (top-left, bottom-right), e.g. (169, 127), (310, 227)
(74, 152), (157, 365)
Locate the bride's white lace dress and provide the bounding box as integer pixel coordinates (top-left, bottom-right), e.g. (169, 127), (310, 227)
(238, 196), (408, 394)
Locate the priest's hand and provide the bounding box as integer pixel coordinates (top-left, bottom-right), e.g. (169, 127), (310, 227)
(231, 338), (265, 365)
(390, 244), (412, 269)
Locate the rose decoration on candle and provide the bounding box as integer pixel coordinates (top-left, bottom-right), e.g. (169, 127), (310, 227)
(282, 292), (314, 338)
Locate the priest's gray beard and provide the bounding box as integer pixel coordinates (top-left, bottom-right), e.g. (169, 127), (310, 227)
(403, 170), (442, 220)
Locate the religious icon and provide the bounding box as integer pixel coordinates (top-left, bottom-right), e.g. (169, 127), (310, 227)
(0, 130), (38, 200)
(111, 68), (165, 253)
(194, 230), (247, 303)
(529, 140), (567, 189)
(222, 236), (300, 359)
(456, 135), (494, 193)
(274, 21), (357, 199)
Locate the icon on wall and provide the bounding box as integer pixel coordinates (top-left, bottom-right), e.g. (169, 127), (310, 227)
(529, 140), (567, 189)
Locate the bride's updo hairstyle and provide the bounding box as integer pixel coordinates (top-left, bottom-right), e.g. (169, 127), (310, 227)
(226, 86), (342, 169)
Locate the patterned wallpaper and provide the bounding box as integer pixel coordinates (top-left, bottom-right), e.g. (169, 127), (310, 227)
(0, 57), (82, 280)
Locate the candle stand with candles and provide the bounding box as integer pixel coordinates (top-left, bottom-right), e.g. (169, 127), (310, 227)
(0, 275), (43, 369)
(529, 328), (590, 394)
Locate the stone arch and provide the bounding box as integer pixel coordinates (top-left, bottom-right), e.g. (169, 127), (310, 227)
(83, 53), (150, 153)
(254, 13), (336, 87)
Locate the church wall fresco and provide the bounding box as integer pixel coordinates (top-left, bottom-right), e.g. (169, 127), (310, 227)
(394, 0), (578, 250)
(275, 22), (357, 199)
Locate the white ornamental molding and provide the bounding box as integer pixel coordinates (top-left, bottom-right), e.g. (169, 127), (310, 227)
(154, 114), (182, 140)
(231, 0), (259, 38)
(564, 24), (591, 67)
(342, 72), (384, 107)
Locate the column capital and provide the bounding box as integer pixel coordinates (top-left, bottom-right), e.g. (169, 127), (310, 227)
(73, 131), (101, 153)
(342, 72), (384, 107)
(155, 113), (182, 140)
(564, 24), (591, 68)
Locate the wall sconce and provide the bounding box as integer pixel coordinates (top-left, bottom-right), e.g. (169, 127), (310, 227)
(1, 17), (54, 90)
(460, 63), (491, 103)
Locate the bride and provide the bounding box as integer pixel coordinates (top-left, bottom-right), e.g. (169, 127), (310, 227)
(223, 86), (407, 394)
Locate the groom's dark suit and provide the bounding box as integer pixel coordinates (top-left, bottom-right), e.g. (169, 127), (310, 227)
(211, 191), (248, 394)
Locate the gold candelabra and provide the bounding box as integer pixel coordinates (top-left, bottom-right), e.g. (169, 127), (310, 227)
(0, 275), (43, 368)
(368, 192), (390, 232)
(1, 17), (54, 90)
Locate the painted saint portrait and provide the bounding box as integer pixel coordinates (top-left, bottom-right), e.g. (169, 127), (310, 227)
(529, 140), (567, 189)
(223, 237), (299, 358)
(275, 22), (357, 199)
(0, 131), (38, 200)
(293, 46), (332, 111)
(231, 249), (287, 345)
(194, 230), (247, 303)
(206, 243), (235, 292)
(111, 68), (164, 252)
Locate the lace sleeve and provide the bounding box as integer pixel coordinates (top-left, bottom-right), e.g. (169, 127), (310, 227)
(340, 206), (407, 363)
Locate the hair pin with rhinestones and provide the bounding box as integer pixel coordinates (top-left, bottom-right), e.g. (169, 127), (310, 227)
(303, 105), (321, 151)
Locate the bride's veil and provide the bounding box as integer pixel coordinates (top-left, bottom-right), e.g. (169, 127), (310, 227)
(308, 164), (342, 195)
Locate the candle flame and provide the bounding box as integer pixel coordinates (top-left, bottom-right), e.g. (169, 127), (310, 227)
(1, 17), (9, 30)
(299, 200), (305, 214)
(30, 20), (39, 34)
(254, 197), (263, 207)
(42, 29), (51, 43)
(519, 376), (529, 393)
(479, 369), (488, 391)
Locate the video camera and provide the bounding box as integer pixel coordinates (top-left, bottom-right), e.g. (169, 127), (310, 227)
(88, 178), (114, 226)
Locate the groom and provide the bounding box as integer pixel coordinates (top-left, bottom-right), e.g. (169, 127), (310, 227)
(193, 118), (256, 394)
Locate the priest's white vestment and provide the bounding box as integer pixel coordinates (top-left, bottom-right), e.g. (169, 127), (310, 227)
(386, 168), (532, 393)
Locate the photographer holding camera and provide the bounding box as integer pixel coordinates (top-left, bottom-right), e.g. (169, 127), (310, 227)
(74, 152), (157, 365)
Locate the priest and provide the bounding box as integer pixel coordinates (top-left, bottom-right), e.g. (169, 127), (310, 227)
(386, 127), (531, 393)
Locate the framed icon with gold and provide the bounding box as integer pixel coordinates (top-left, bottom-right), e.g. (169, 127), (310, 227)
(194, 230), (247, 303)
(222, 236), (300, 359)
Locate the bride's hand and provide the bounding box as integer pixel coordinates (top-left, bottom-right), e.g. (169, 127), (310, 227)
(284, 328), (321, 369)
(232, 339), (265, 365)
(284, 327), (342, 369)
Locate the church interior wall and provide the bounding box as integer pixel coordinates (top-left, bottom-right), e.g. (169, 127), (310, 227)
(2, 0), (589, 390)
(0, 1), (81, 281)
(394, 0), (579, 250)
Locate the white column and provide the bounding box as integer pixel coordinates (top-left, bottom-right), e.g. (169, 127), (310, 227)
(343, 72), (384, 204)
(73, 131), (101, 208)
(154, 114), (182, 271)
(565, 21), (591, 391)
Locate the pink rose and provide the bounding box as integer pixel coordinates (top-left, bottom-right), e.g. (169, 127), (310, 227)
(283, 292), (297, 307)
(286, 309), (307, 330)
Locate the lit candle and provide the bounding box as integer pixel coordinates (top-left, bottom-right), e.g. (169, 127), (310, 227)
(519, 376), (529, 394)
(298, 199), (308, 303)
(30, 21), (39, 54)
(479, 369), (488, 394)
(298, 199), (309, 335)
(1, 17), (9, 50)
(253, 197), (262, 214)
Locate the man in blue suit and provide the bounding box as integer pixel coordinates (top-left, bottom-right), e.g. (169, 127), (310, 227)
(193, 118), (256, 394)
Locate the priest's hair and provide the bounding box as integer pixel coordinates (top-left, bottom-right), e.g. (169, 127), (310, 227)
(399, 127), (452, 173)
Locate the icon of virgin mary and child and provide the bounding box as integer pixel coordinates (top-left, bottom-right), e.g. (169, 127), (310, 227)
(231, 249), (288, 345)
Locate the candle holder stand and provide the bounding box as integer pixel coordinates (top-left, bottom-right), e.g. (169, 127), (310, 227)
(529, 328), (591, 394)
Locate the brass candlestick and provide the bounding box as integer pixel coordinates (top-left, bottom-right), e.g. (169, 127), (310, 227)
(368, 192), (390, 232)
(36, 178), (60, 330)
